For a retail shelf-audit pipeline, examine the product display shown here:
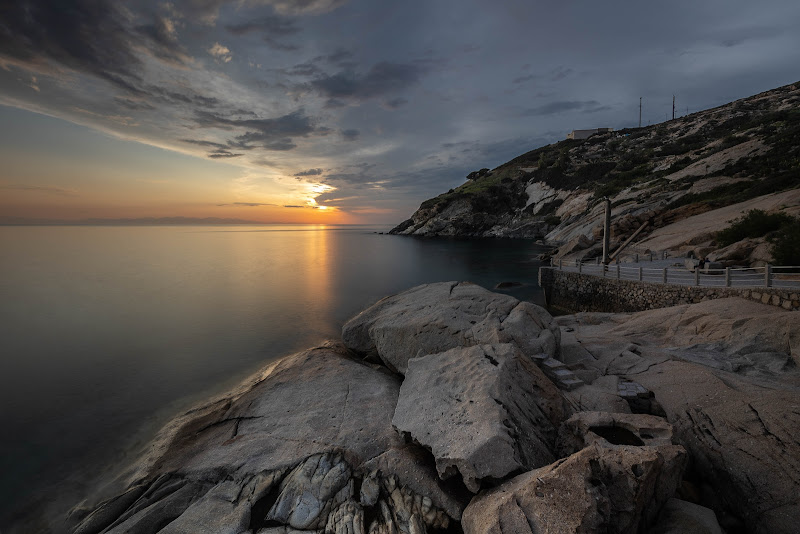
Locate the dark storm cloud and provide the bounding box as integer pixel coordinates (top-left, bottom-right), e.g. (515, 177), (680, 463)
(520, 100), (611, 117)
(193, 109), (327, 151)
(340, 129), (360, 141)
(281, 62), (325, 77)
(0, 1), (141, 81)
(134, 15), (190, 65)
(321, 163), (377, 185)
(294, 168), (324, 176)
(182, 138), (229, 149)
(0, 0), (224, 117)
(307, 62), (427, 103)
(207, 151), (243, 158)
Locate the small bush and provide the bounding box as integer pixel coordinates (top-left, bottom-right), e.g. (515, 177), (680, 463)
(770, 224), (800, 266)
(716, 209), (795, 247)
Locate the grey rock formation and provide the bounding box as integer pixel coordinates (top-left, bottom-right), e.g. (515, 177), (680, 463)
(461, 442), (687, 534)
(556, 411), (675, 456)
(555, 298), (800, 533)
(267, 453), (353, 530)
(392, 343), (570, 492)
(68, 343), (457, 534)
(342, 281), (560, 374)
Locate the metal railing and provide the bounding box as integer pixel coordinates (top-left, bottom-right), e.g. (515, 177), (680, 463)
(549, 259), (800, 289)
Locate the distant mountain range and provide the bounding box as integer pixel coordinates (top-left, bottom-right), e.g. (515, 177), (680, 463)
(0, 216), (266, 226)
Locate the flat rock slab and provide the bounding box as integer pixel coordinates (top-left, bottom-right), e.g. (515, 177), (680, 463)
(392, 343), (571, 493)
(462, 442), (687, 534)
(342, 281), (560, 374)
(69, 343), (462, 534)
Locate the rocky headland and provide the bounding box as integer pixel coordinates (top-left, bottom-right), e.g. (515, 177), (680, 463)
(390, 82), (800, 268)
(57, 282), (800, 534)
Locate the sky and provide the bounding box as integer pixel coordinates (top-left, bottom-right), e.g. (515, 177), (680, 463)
(1, 0), (799, 224)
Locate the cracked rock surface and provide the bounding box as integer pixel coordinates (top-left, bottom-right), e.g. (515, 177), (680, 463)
(556, 297), (800, 533)
(392, 343), (570, 492)
(462, 441), (686, 534)
(67, 342), (459, 534)
(342, 281), (560, 374)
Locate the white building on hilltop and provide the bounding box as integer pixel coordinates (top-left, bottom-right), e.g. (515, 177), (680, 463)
(567, 127), (614, 140)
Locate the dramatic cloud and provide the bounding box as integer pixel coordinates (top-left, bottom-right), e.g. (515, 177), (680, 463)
(294, 168), (324, 176)
(192, 109), (326, 151)
(3, 1), (800, 223)
(308, 62), (427, 104)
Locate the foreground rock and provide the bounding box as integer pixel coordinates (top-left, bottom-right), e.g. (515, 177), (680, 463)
(392, 343), (570, 492)
(62, 285), (800, 534)
(555, 298), (800, 533)
(68, 343), (461, 534)
(342, 281), (560, 374)
(462, 442), (687, 534)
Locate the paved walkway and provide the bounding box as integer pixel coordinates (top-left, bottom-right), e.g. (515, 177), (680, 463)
(551, 258), (800, 290)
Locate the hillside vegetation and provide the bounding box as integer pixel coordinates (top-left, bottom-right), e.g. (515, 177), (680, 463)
(391, 81), (800, 266)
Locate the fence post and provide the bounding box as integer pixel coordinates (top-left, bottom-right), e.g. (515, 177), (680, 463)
(649, 252), (653, 261)
(617, 264), (621, 280)
(662, 268), (667, 284)
(578, 261), (582, 274)
(765, 264), (772, 288)
(634, 253), (639, 263)
(725, 267), (731, 287)
(638, 266), (643, 281)
(695, 267), (700, 286)
(559, 259), (563, 270)
(603, 264), (607, 278)
(596, 257), (600, 265)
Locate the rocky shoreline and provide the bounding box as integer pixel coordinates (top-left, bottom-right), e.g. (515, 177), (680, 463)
(59, 282), (799, 534)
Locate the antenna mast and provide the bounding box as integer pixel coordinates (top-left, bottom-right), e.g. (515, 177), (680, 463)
(639, 97), (642, 128)
(672, 95), (675, 120)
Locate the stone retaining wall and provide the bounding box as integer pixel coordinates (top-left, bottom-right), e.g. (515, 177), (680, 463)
(539, 267), (800, 313)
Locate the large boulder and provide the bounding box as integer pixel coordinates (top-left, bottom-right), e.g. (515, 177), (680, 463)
(392, 343), (571, 492)
(68, 343), (462, 534)
(555, 298), (800, 533)
(462, 442), (687, 534)
(634, 359), (800, 533)
(342, 282), (560, 374)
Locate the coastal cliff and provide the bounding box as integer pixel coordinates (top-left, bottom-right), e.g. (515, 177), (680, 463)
(391, 82), (800, 265)
(59, 282), (800, 534)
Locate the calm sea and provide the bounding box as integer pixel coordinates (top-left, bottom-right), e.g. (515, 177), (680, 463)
(0, 224), (548, 529)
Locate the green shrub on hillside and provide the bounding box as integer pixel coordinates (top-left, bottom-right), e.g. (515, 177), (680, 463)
(716, 209), (795, 247)
(770, 223), (800, 266)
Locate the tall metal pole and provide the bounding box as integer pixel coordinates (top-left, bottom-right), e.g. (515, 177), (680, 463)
(672, 95), (675, 120)
(639, 97), (642, 128)
(602, 198), (611, 265)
